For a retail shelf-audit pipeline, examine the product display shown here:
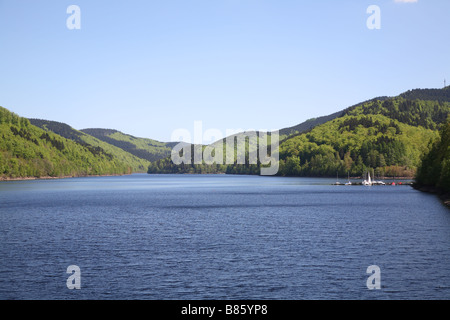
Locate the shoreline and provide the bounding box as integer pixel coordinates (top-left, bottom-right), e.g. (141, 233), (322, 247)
(0, 173), (134, 182)
(1, 172), (416, 182)
(412, 184), (450, 208)
(3, 173), (447, 207)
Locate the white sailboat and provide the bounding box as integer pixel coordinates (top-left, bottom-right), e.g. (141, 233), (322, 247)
(345, 172), (352, 185)
(362, 172), (372, 186)
(334, 172), (341, 185)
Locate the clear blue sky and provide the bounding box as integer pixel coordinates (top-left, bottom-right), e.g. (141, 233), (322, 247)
(1, 0), (449, 142)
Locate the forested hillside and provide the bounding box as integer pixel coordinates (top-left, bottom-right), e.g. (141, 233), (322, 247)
(29, 119), (151, 172)
(277, 112), (438, 178)
(275, 97), (449, 178)
(279, 96), (389, 139)
(81, 129), (176, 163)
(415, 118), (450, 193)
(3, 86), (449, 180)
(1, 107), (130, 179)
(343, 97), (450, 130)
(400, 86), (450, 102)
(148, 87), (450, 178)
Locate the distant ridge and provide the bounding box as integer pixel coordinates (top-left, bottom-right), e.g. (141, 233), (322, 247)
(29, 118), (85, 143)
(81, 128), (177, 163)
(1, 106), (131, 179)
(279, 96), (390, 138)
(148, 86), (450, 177)
(399, 86), (450, 102)
(279, 110), (344, 137)
(278, 86), (450, 138)
(28, 119), (152, 172)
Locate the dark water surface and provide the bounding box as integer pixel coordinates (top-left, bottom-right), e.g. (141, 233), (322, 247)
(0, 174), (449, 300)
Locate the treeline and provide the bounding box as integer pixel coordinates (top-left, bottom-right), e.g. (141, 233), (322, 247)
(400, 86), (450, 103)
(81, 128), (173, 162)
(277, 114), (422, 178)
(1, 106), (130, 179)
(415, 118), (450, 192)
(279, 97), (390, 139)
(147, 141), (262, 175)
(344, 98), (450, 130)
(29, 119), (115, 160)
(278, 87), (450, 140)
(29, 119), (85, 143)
(148, 101), (441, 178)
(148, 157), (265, 175)
(29, 119), (151, 172)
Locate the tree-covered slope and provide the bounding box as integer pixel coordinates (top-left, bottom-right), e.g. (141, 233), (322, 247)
(279, 111), (344, 138)
(278, 112), (438, 178)
(278, 86), (450, 139)
(28, 119), (85, 143)
(254, 90), (450, 177)
(29, 119), (151, 172)
(415, 118), (450, 192)
(277, 95), (450, 178)
(279, 96), (390, 139)
(399, 86), (450, 103)
(81, 128), (176, 163)
(148, 87), (450, 177)
(343, 96), (450, 130)
(1, 107), (130, 179)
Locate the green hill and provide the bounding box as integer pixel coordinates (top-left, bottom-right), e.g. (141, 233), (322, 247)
(278, 109), (439, 178)
(278, 86), (450, 139)
(274, 94), (450, 178)
(81, 128), (176, 163)
(399, 86), (450, 102)
(0, 107), (130, 179)
(4, 86), (450, 179)
(148, 87), (450, 177)
(29, 119), (151, 172)
(278, 96), (390, 139)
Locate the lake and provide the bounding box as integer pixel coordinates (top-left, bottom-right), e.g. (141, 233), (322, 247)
(0, 174), (449, 300)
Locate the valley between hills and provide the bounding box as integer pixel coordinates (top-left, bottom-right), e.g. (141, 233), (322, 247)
(1, 86), (450, 201)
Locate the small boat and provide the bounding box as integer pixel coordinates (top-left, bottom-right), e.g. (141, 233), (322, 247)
(345, 172), (352, 185)
(362, 172), (372, 186)
(334, 172), (342, 185)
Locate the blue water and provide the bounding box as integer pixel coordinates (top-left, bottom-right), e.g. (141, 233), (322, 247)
(0, 174), (449, 300)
